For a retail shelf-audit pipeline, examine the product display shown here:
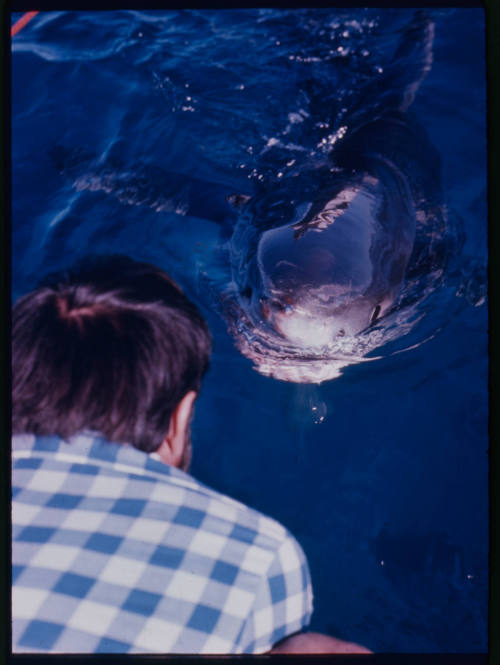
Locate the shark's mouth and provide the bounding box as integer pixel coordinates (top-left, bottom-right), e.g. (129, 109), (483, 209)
(220, 291), (381, 383)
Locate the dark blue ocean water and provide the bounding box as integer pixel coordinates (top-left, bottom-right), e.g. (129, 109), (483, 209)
(11, 9), (487, 653)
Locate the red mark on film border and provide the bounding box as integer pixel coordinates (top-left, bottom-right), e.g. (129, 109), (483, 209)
(11, 11), (39, 37)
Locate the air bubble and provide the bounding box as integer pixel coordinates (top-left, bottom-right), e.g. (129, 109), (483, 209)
(310, 398), (327, 425)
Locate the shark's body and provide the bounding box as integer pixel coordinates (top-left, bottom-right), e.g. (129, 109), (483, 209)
(223, 13), (447, 382)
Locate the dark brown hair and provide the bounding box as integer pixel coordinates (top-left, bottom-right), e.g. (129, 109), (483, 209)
(12, 255), (211, 452)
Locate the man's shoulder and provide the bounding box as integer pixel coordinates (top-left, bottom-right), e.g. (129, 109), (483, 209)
(12, 431), (293, 552)
(12, 431), (313, 654)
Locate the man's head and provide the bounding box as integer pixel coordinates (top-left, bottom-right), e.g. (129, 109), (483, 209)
(12, 255), (211, 468)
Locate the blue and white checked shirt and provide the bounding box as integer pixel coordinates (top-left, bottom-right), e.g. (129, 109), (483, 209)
(12, 432), (313, 653)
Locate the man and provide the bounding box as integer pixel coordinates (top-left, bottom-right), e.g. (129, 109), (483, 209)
(11, 255), (369, 654)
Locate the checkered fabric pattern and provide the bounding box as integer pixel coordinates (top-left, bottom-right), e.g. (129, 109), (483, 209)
(12, 432), (313, 654)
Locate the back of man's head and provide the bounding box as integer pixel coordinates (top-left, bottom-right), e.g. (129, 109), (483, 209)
(12, 255), (211, 453)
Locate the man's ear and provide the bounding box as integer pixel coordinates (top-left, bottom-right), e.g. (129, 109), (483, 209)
(156, 391), (196, 468)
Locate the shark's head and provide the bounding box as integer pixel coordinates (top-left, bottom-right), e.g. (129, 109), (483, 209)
(239, 176), (402, 349)
(225, 160), (417, 382)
